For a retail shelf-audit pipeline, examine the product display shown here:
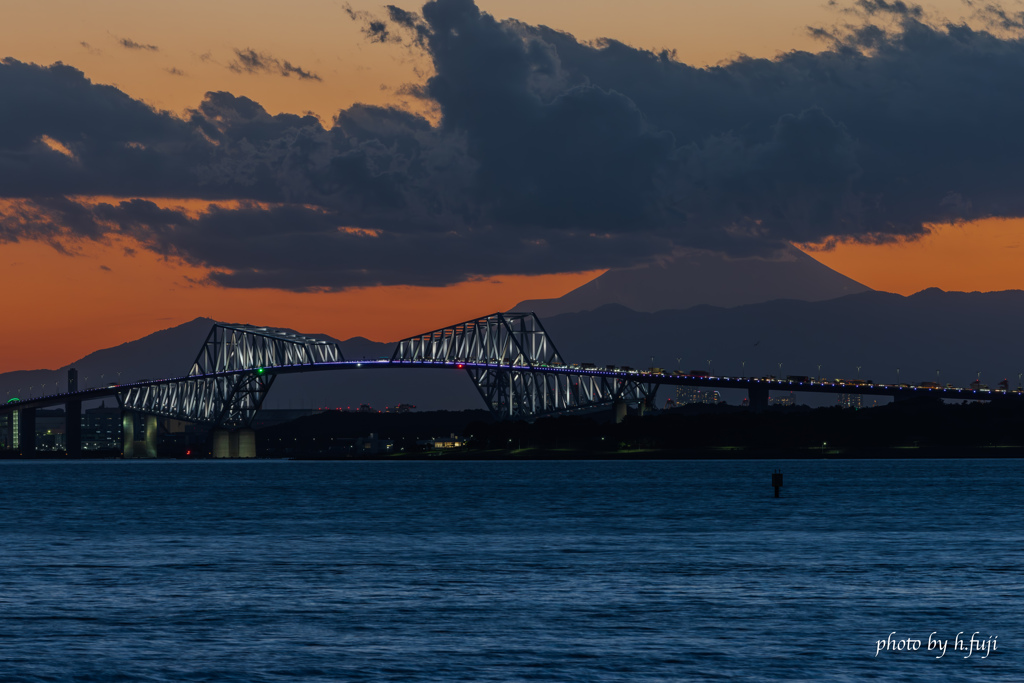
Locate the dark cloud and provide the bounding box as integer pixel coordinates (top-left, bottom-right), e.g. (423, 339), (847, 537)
(5, 1), (1024, 290)
(6, 198), (664, 289)
(0, 59), (205, 198)
(165, 67), (186, 76)
(228, 48), (321, 81)
(344, 4), (406, 44)
(403, 0), (1024, 245)
(119, 38), (159, 51)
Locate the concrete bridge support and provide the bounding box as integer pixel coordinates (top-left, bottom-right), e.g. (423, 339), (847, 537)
(612, 400), (628, 424)
(18, 407), (36, 456)
(66, 400), (81, 457)
(122, 412), (157, 458)
(213, 429), (256, 458)
(748, 385), (770, 414)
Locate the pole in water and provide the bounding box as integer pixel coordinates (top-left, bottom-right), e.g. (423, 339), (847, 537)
(772, 469), (783, 498)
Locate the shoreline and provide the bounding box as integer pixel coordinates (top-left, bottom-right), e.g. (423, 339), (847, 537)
(4, 445), (1024, 461)
(287, 445), (1024, 461)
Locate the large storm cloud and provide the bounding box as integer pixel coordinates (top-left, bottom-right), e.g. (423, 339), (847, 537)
(2, 0), (1024, 289)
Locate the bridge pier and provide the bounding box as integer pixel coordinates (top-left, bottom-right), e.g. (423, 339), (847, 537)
(640, 387), (659, 416)
(613, 400), (627, 424)
(122, 412), (157, 458)
(66, 399), (81, 458)
(18, 407), (36, 456)
(5, 411), (14, 449)
(748, 385), (769, 413)
(213, 429), (256, 458)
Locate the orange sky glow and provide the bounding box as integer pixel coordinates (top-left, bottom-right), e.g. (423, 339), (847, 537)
(0, 235), (601, 373)
(1, 0), (1021, 372)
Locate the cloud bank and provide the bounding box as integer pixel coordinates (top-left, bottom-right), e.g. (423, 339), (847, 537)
(2, 0), (1024, 289)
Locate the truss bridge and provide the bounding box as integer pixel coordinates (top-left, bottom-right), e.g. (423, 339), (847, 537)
(2, 311), (1022, 457)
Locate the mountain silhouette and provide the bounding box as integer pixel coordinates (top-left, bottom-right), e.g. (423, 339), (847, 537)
(514, 246), (870, 316)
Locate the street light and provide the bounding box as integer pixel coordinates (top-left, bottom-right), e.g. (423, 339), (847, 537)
(896, 368), (900, 386)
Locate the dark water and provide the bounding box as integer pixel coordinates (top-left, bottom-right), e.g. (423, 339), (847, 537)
(0, 459), (1020, 682)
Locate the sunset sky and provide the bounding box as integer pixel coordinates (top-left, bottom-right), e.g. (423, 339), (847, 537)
(2, 0), (1024, 373)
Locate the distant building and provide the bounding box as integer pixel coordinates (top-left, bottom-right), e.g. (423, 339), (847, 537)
(432, 433), (465, 449)
(769, 393), (796, 407)
(1, 409), (68, 450)
(83, 402), (121, 450)
(837, 393), (862, 409)
(37, 409), (66, 450)
(675, 386), (721, 405)
(355, 432), (394, 454)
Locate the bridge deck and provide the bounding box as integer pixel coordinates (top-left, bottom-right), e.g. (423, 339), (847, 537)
(2, 359), (1017, 414)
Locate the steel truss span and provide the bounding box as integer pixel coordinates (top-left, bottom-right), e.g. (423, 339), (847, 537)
(121, 324), (344, 428)
(466, 367), (657, 421)
(392, 312), (564, 367)
(393, 312), (657, 420)
(7, 311), (1021, 430)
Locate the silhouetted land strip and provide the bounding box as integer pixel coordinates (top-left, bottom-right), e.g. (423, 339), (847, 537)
(5, 399), (1018, 459)
(290, 446), (1024, 460)
(264, 398), (1024, 459)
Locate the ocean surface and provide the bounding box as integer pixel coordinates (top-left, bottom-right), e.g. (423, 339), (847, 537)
(0, 458), (1020, 682)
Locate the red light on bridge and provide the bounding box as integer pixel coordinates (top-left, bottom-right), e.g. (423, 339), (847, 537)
(456, 363), (465, 369)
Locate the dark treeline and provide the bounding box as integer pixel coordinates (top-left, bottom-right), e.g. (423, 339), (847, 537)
(464, 398), (1024, 455)
(258, 409), (492, 457)
(257, 398), (1024, 458)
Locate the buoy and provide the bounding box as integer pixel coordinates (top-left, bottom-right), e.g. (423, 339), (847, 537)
(772, 469), (783, 498)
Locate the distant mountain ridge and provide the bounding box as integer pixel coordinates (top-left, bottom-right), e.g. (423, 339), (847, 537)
(514, 246), (870, 316)
(4, 288), (1023, 412)
(539, 288), (1024, 393)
